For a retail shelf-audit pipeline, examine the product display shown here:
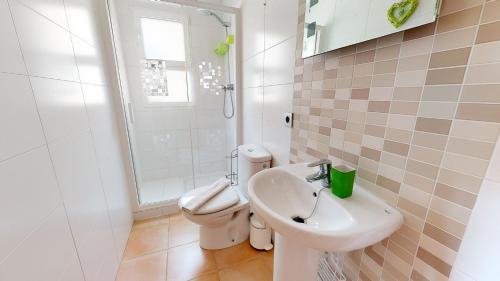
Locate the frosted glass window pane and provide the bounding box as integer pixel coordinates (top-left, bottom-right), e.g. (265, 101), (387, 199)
(146, 70), (189, 102)
(141, 18), (185, 61)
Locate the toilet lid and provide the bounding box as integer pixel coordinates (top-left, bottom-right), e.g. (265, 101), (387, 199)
(182, 185), (240, 215)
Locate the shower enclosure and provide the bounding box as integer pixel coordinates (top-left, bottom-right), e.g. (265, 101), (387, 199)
(108, 0), (238, 207)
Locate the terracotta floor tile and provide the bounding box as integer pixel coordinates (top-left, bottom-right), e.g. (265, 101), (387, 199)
(218, 257), (273, 281)
(189, 272), (220, 281)
(167, 242), (217, 281)
(213, 240), (264, 269)
(168, 214), (199, 248)
(115, 251), (167, 281)
(123, 224), (169, 260)
(132, 215), (169, 231)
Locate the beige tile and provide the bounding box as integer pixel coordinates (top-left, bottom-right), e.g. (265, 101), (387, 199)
(169, 214), (199, 248)
(429, 47), (471, 68)
(381, 151), (407, 169)
(426, 210), (466, 239)
(438, 168), (483, 194)
(415, 117), (452, 135)
(116, 251), (167, 281)
(219, 258), (273, 281)
(404, 171), (436, 194)
(434, 183), (477, 209)
(425, 67), (466, 85)
(461, 84), (500, 103)
(403, 22), (436, 41)
(419, 234), (457, 266)
(361, 146), (382, 161)
(372, 73), (395, 87)
(412, 131), (448, 150)
(400, 36), (433, 58)
(214, 241), (263, 269)
(416, 247), (452, 277)
(377, 32), (404, 48)
(409, 145), (443, 166)
(440, 0), (483, 16)
(442, 152), (489, 178)
(433, 27), (476, 52)
(190, 272), (220, 281)
(375, 45), (400, 61)
(481, 0), (500, 23)
(465, 63), (500, 84)
(386, 128), (412, 144)
(400, 184), (432, 208)
(368, 101), (390, 113)
(456, 103), (500, 123)
(396, 70), (427, 87)
(476, 21), (500, 44)
(166, 242), (217, 281)
(436, 5), (482, 34)
(446, 137), (495, 160)
(418, 102), (457, 119)
(423, 223), (461, 252)
(393, 87), (422, 101)
(374, 59), (398, 74)
(132, 216), (169, 231)
(124, 224), (169, 260)
(430, 196), (471, 225)
(470, 41), (500, 64)
(376, 175), (401, 193)
(351, 88), (369, 99)
(355, 50), (375, 64)
(398, 54), (430, 72)
(398, 197), (427, 219)
(406, 159), (439, 180)
(450, 119), (500, 142)
(383, 140), (410, 156)
(422, 85), (461, 102)
(365, 124), (386, 138)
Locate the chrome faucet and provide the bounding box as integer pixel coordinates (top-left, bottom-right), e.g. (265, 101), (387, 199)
(305, 159), (332, 187)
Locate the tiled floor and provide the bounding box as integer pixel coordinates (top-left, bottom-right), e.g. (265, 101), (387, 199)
(115, 214), (274, 281)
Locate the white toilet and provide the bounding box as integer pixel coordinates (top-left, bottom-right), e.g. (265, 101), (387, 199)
(178, 144), (272, 250)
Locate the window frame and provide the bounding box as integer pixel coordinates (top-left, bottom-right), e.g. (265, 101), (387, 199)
(132, 8), (192, 107)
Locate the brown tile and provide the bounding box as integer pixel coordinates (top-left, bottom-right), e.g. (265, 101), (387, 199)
(351, 88), (369, 99)
(124, 224), (169, 260)
(481, 0), (500, 23)
(415, 117), (452, 135)
(375, 45), (401, 61)
(116, 252), (168, 281)
(427, 210), (467, 239)
(429, 47), (471, 68)
(214, 241), (262, 269)
(411, 269), (431, 281)
(437, 6), (482, 34)
(368, 101), (390, 113)
(461, 84), (500, 103)
(383, 260), (410, 281)
(384, 140), (410, 156)
(425, 67), (466, 85)
(404, 22), (436, 41)
(377, 175), (401, 194)
(361, 146), (381, 161)
(391, 232), (418, 255)
(434, 183), (477, 209)
(319, 126), (331, 136)
(374, 59), (398, 74)
(416, 247), (452, 277)
(423, 223), (462, 252)
(355, 50), (375, 64)
(365, 246), (384, 266)
(219, 258), (273, 281)
(456, 103), (500, 123)
(398, 197), (427, 219)
(476, 21), (500, 44)
(388, 240), (414, 265)
(169, 214), (199, 248)
(332, 119), (347, 130)
(440, 0), (483, 16)
(365, 124), (386, 138)
(167, 242), (217, 281)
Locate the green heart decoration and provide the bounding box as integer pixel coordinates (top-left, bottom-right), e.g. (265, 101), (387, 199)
(214, 34), (235, 56)
(387, 0), (418, 28)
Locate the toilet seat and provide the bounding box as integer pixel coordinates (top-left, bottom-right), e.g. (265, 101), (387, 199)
(179, 185), (240, 215)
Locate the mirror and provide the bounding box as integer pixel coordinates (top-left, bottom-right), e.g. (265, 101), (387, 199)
(302, 0), (441, 58)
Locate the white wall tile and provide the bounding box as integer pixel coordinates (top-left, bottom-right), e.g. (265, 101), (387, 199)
(0, 206), (85, 281)
(0, 0), (26, 74)
(242, 87), (263, 144)
(263, 37), (296, 86)
(64, 0), (101, 46)
(10, 1), (79, 81)
(486, 136), (500, 182)
(265, 0), (298, 48)
(0, 73), (45, 161)
(241, 0), (265, 59)
(16, 0), (69, 28)
(30, 77), (89, 142)
(243, 52), (264, 88)
(0, 146), (61, 262)
(72, 35), (107, 85)
(262, 84), (293, 166)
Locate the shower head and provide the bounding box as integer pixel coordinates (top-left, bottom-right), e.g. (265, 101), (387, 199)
(197, 8), (231, 28)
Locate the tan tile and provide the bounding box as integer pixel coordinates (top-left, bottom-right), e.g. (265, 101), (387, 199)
(418, 102), (457, 119)
(390, 232), (418, 255)
(372, 73), (395, 87)
(434, 183), (477, 209)
(169, 214), (199, 248)
(398, 54), (430, 72)
(425, 67), (466, 85)
(368, 101), (390, 113)
(132, 216), (169, 230)
(476, 21), (500, 44)
(440, 0), (484, 16)
(415, 117), (452, 135)
(116, 251), (167, 281)
(403, 22), (436, 41)
(406, 159), (439, 180)
(429, 47), (471, 68)
(465, 63), (500, 84)
(383, 140), (410, 156)
(481, 0), (500, 23)
(387, 240), (414, 265)
(450, 119), (500, 142)
(219, 258), (273, 281)
(456, 103), (500, 123)
(214, 241), (263, 269)
(409, 145), (443, 166)
(400, 36), (433, 58)
(430, 196), (471, 225)
(386, 128), (412, 144)
(436, 5), (482, 34)
(433, 27), (476, 52)
(351, 88), (369, 100)
(422, 85), (461, 102)
(393, 87), (422, 101)
(357, 39), (378, 52)
(416, 247), (452, 277)
(376, 175), (401, 194)
(124, 224), (169, 260)
(398, 197), (427, 219)
(189, 272), (220, 281)
(396, 70), (427, 87)
(390, 101), (419, 115)
(377, 32), (404, 48)
(361, 146), (381, 161)
(374, 59), (398, 74)
(423, 223), (461, 252)
(404, 171), (435, 194)
(427, 210), (466, 239)
(442, 152), (489, 178)
(167, 242), (217, 281)
(447, 137), (495, 160)
(438, 168), (483, 194)
(375, 45), (400, 61)
(365, 124), (386, 138)
(470, 41), (500, 64)
(356, 50), (375, 64)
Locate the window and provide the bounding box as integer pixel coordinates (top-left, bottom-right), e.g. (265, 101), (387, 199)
(140, 18), (189, 103)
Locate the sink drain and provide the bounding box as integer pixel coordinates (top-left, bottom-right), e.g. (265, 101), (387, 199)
(291, 215), (306, 224)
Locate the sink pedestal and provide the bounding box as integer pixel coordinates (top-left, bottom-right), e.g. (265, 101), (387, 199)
(273, 233), (321, 281)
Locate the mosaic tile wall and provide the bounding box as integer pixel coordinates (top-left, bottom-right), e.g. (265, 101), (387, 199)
(141, 59), (169, 97)
(290, 0), (500, 280)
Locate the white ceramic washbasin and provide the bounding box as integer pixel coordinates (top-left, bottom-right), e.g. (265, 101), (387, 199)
(248, 163), (403, 281)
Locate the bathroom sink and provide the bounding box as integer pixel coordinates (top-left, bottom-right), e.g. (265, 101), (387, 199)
(248, 163), (403, 281)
